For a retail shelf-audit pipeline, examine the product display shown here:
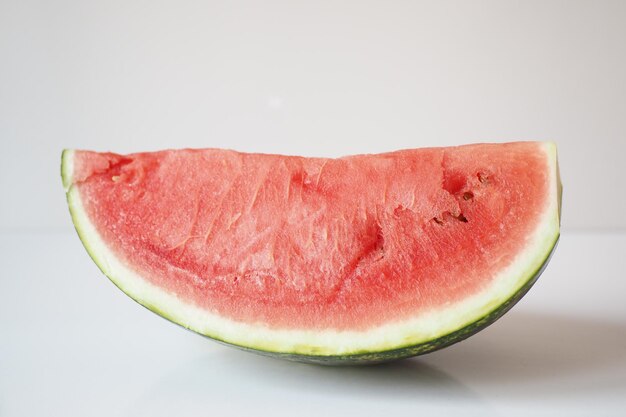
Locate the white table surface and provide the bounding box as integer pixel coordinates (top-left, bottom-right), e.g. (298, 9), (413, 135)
(1, 230), (625, 416)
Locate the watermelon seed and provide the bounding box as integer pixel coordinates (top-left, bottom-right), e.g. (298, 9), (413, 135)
(477, 172), (489, 183)
(433, 213), (468, 224)
(463, 191), (474, 200)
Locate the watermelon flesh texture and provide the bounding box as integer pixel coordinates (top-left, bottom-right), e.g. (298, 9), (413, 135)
(62, 142), (561, 364)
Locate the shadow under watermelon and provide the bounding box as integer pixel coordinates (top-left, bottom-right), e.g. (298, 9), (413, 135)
(423, 310), (626, 396)
(127, 343), (484, 415)
(127, 311), (626, 415)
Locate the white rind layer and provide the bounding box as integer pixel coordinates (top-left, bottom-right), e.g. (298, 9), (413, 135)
(63, 144), (560, 356)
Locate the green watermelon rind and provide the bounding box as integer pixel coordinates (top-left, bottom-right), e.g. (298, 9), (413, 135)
(231, 237), (558, 364)
(61, 144), (561, 364)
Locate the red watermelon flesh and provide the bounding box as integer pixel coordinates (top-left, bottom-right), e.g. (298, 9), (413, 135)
(63, 142), (560, 362)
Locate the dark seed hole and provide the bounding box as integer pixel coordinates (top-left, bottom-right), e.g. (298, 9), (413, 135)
(433, 217), (444, 225)
(477, 172), (489, 184)
(463, 191), (474, 201)
(457, 214), (468, 223)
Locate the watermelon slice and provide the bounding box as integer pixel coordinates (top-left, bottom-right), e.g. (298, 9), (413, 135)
(62, 142), (561, 364)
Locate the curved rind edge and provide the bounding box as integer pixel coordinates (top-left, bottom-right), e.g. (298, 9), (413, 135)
(61, 149), (74, 191)
(232, 235), (559, 364)
(61, 143), (561, 364)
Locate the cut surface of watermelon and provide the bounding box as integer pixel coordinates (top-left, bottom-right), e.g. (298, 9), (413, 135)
(62, 142), (560, 363)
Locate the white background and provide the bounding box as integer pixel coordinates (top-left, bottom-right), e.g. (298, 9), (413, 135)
(1, 0), (625, 232)
(1, 1), (625, 416)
